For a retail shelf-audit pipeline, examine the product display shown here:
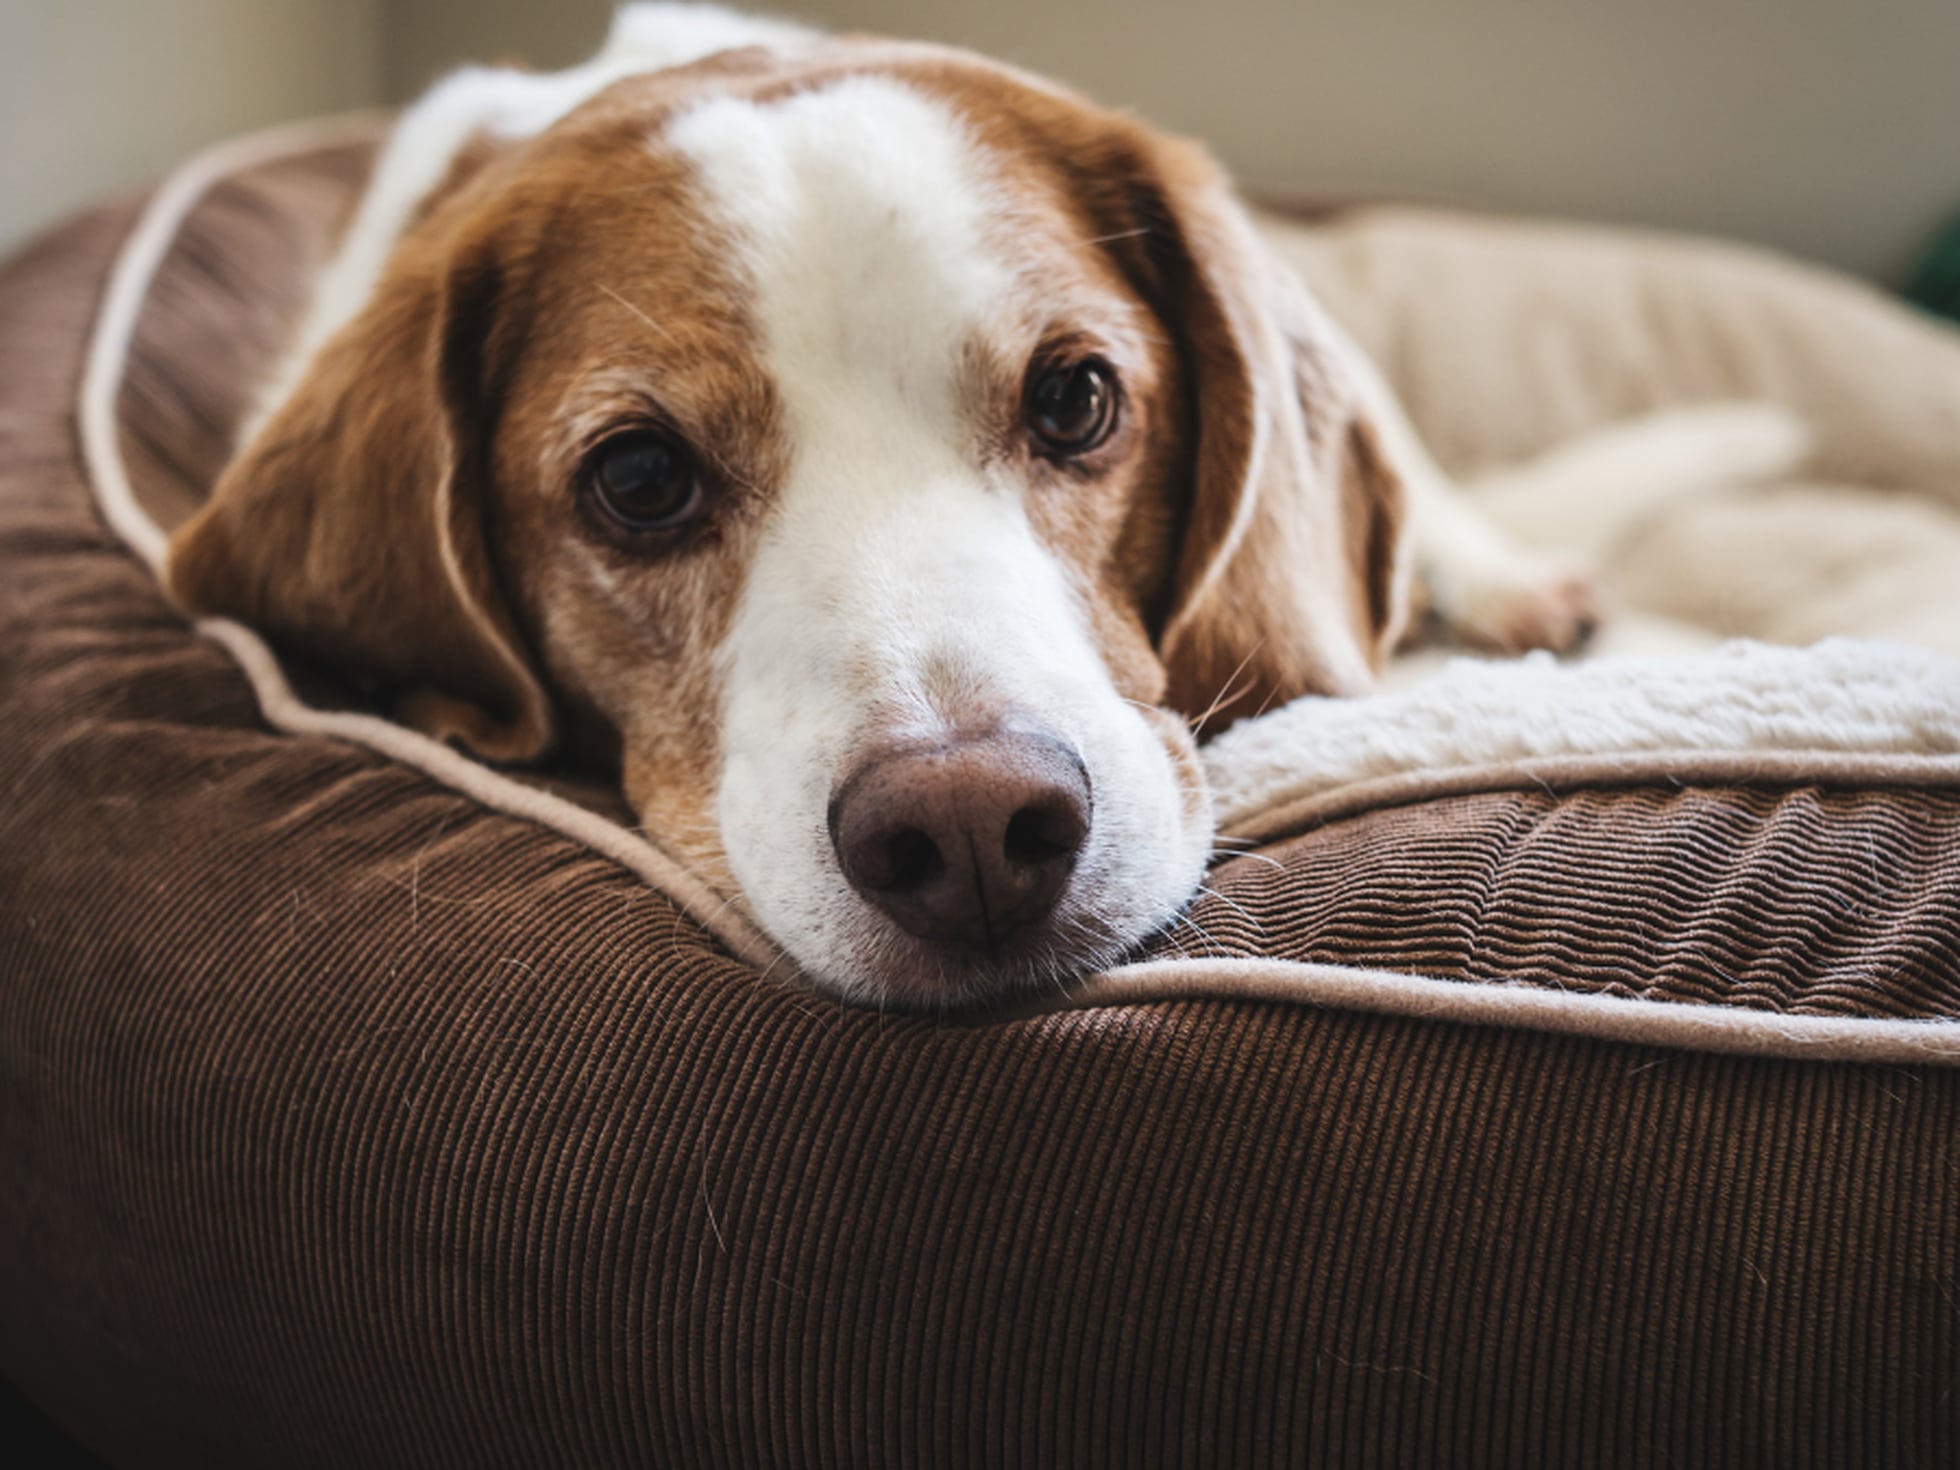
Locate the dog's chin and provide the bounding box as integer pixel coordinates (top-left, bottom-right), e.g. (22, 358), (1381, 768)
(801, 914), (1139, 1014)
(757, 852), (1210, 1013)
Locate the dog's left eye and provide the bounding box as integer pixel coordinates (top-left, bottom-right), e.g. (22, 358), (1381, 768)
(587, 430), (704, 532)
(1026, 357), (1119, 457)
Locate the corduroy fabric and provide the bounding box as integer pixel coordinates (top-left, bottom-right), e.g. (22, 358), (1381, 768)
(3, 146), (1958, 1469)
(1178, 785), (1960, 1019)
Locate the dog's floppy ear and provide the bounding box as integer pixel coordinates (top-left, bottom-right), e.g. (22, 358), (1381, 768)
(1110, 135), (1412, 730)
(164, 217), (554, 763)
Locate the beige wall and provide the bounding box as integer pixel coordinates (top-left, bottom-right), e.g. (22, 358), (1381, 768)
(4, 1), (1952, 283)
(0, 0), (382, 257)
(376, 0), (1959, 285)
(381, 0), (615, 96)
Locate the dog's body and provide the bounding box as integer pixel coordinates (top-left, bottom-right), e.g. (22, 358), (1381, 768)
(168, 5), (1626, 1007)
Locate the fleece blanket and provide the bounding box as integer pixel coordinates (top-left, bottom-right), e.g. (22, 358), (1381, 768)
(1206, 639), (1960, 837)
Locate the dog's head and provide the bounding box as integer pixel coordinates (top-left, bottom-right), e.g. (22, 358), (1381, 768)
(166, 39), (1410, 1008)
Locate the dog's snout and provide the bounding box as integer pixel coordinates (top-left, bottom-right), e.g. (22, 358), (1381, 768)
(829, 730), (1091, 951)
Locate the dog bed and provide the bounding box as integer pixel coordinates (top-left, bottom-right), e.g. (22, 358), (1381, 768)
(3, 123), (1958, 1468)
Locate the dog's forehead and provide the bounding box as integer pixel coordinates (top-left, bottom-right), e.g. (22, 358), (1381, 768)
(490, 54), (1155, 449)
(658, 74), (1032, 411)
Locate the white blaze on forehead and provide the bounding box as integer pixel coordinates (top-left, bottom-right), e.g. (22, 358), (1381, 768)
(668, 74), (1086, 744)
(670, 74), (1070, 733)
(666, 77), (1017, 438)
(670, 77), (1207, 995)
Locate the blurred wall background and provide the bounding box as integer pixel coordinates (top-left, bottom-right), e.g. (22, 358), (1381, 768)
(5, 0), (1956, 284)
(0, 0), (383, 256)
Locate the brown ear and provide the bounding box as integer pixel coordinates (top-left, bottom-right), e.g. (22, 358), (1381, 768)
(165, 225), (554, 763)
(1115, 137), (1412, 732)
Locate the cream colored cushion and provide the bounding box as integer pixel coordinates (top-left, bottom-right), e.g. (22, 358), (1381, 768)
(1259, 207), (1960, 652)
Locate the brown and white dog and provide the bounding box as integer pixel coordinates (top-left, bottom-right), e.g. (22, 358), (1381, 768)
(165, 4), (1596, 1008)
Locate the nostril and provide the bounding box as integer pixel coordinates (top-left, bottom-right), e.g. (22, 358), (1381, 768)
(881, 827), (945, 893)
(1003, 798), (1087, 869)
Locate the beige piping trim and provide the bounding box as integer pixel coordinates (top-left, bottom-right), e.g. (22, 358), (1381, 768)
(1225, 749), (1960, 845)
(1031, 959), (1960, 1065)
(79, 119), (1960, 1063)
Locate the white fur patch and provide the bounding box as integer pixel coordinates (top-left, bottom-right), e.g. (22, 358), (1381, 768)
(670, 80), (1207, 999)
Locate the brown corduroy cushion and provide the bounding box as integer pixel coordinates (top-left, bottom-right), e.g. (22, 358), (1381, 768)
(2, 144), (1958, 1469)
(1183, 784), (1960, 1019)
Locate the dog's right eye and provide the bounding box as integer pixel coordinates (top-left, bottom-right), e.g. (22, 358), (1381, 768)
(587, 431), (704, 533)
(1026, 356), (1119, 458)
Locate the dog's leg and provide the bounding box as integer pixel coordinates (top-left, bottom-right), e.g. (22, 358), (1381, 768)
(1328, 305), (1812, 654)
(1323, 316), (1600, 653)
(1470, 402), (1814, 555)
(1424, 401), (1811, 652)
(1404, 472), (1603, 653)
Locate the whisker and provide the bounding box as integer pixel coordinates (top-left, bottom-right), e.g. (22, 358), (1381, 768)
(1189, 676), (1255, 735)
(1248, 678), (1289, 723)
(1070, 225), (1152, 250)
(1167, 907), (1226, 957)
(596, 282), (680, 348)
(1195, 882), (1260, 928)
(1188, 638), (1268, 737)
(1212, 847), (1284, 872)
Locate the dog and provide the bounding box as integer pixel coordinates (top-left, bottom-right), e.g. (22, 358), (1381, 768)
(165, 4), (1605, 1009)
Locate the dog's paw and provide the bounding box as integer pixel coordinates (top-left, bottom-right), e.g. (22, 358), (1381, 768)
(1436, 554), (1602, 655)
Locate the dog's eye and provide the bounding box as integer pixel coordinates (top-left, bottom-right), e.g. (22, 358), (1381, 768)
(1027, 357), (1119, 456)
(587, 430), (703, 532)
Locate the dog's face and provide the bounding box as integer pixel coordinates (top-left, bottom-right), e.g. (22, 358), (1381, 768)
(167, 42), (1409, 1008)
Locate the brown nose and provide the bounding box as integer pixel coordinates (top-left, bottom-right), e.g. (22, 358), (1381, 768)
(828, 730), (1092, 951)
